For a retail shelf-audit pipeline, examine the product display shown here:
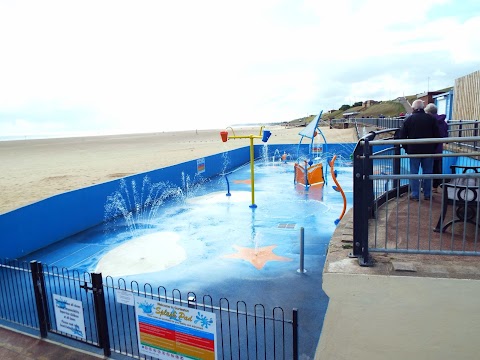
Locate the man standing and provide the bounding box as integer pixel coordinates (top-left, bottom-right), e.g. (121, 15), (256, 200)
(398, 99), (440, 200)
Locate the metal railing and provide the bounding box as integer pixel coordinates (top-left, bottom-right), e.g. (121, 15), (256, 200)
(0, 259), (39, 329)
(351, 127), (480, 266)
(103, 277), (297, 359)
(331, 117), (405, 130)
(332, 117), (480, 142)
(0, 259), (298, 359)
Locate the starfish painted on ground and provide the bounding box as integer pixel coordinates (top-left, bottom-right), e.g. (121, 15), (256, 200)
(224, 245), (292, 270)
(233, 179), (251, 184)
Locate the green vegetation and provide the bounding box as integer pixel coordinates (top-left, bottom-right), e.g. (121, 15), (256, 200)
(324, 100), (406, 120)
(282, 86), (453, 127)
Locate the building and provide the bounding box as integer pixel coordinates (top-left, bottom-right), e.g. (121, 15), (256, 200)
(433, 89), (454, 120)
(362, 100), (378, 108)
(342, 111), (360, 119)
(453, 69), (480, 120)
(416, 91), (444, 105)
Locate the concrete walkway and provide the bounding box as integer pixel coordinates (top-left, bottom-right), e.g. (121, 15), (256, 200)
(0, 326), (102, 360)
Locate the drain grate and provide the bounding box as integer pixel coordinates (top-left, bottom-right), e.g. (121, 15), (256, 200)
(277, 223), (296, 229)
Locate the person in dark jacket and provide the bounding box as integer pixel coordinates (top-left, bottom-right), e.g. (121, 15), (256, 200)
(425, 103), (448, 191)
(398, 99), (440, 200)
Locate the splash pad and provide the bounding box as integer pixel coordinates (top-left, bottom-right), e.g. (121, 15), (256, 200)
(19, 142), (354, 358)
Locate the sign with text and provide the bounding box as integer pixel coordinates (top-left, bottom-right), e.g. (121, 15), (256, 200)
(52, 294), (86, 339)
(116, 289), (135, 306)
(135, 296), (216, 360)
(197, 158), (205, 174)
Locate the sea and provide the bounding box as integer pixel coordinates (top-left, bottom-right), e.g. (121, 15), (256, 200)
(0, 122), (280, 142)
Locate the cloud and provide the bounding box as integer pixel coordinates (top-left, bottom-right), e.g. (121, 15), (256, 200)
(0, 0), (479, 137)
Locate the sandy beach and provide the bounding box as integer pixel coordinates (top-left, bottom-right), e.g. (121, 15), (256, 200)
(0, 126), (357, 214)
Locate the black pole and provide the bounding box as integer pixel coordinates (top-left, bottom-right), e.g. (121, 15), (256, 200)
(352, 135), (373, 266)
(30, 260), (49, 338)
(292, 308), (298, 360)
(91, 273), (111, 357)
(393, 143), (401, 190)
(361, 138), (372, 265)
(352, 140), (365, 258)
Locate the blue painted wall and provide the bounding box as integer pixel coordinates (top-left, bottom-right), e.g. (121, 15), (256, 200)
(434, 89), (454, 120)
(265, 143), (356, 162)
(0, 143), (354, 259)
(1, 148), (250, 259)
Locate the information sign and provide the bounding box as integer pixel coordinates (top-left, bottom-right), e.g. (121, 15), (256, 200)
(116, 289), (135, 306)
(52, 294), (86, 340)
(135, 296), (216, 360)
(197, 158), (205, 174)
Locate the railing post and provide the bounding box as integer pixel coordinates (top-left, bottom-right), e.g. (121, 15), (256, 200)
(393, 143), (402, 190)
(91, 273), (111, 357)
(352, 136), (373, 266)
(474, 121), (478, 151)
(365, 139), (375, 217)
(30, 260), (49, 338)
(292, 308), (298, 360)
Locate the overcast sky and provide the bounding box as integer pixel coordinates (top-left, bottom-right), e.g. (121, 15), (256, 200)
(1, 0), (479, 138)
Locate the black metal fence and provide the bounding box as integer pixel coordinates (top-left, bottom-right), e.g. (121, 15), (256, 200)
(351, 125), (480, 266)
(0, 259), (298, 359)
(0, 259), (39, 329)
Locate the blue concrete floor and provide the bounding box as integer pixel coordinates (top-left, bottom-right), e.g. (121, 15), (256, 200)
(23, 159), (353, 358)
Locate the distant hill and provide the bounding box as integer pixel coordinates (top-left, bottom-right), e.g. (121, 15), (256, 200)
(282, 87), (452, 127)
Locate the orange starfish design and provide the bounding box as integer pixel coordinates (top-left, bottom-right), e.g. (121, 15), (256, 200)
(224, 245), (292, 270)
(233, 179), (251, 184)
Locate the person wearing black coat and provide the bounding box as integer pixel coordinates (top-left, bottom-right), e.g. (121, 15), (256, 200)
(397, 99), (440, 200)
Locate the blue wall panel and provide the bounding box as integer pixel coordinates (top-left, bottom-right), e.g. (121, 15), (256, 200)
(0, 144), (352, 259)
(0, 148), (250, 259)
(255, 143), (355, 161)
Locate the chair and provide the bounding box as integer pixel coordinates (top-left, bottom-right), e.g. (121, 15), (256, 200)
(434, 165), (480, 233)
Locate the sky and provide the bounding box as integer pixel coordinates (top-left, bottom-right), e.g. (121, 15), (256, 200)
(0, 0), (479, 138)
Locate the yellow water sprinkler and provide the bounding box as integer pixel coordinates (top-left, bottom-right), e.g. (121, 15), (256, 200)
(220, 126), (271, 208)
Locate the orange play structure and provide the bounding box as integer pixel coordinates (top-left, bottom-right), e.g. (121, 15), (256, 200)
(294, 109), (326, 188)
(294, 161), (324, 187)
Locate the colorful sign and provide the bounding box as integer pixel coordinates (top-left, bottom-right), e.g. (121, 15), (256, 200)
(52, 294), (86, 339)
(312, 145), (323, 152)
(197, 158), (205, 174)
(135, 296), (216, 360)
